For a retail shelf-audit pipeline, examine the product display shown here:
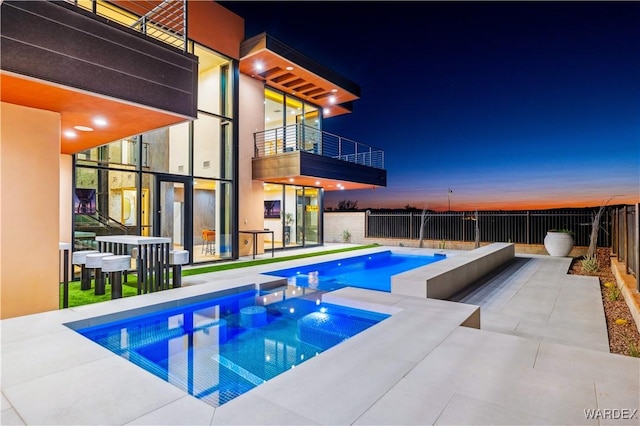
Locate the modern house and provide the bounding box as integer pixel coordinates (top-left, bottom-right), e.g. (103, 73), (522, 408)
(0, 0), (386, 318)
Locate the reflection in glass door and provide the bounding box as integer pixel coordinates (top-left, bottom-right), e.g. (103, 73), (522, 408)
(263, 183), (322, 249)
(297, 187), (320, 246)
(284, 186), (299, 248)
(193, 178), (219, 263)
(156, 178), (192, 256)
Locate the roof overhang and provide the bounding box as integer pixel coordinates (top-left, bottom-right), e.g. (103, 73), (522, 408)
(0, 0), (197, 154)
(239, 33), (360, 118)
(1, 72), (190, 154)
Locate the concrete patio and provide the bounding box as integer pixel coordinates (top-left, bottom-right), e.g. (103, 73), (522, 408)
(1, 245), (639, 425)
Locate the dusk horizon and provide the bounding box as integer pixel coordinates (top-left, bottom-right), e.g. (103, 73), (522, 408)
(324, 195), (634, 213)
(221, 1), (640, 212)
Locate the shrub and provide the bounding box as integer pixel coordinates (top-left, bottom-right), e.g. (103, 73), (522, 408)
(607, 285), (621, 301)
(342, 229), (352, 243)
(581, 254), (599, 275)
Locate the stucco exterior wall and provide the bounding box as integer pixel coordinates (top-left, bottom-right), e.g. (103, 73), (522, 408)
(238, 73), (266, 256)
(1, 102), (61, 318)
(59, 155), (72, 244)
(324, 212), (366, 243)
(187, 1), (244, 60)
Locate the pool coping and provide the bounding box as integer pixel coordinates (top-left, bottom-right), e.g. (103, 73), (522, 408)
(3, 246), (639, 425)
(1, 246), (477, 425)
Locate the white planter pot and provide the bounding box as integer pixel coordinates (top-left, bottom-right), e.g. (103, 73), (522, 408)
(544, 231), (574, 257)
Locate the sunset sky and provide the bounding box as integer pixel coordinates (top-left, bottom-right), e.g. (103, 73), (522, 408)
(222, 1), (640, 211)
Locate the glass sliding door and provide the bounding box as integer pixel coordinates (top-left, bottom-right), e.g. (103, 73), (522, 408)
(284, 185), (299, 247)
(193, 178), (220, 263)
(155, 177), (192, 257)
(297, 187), (320, 246)
(261, 184), (322, 249)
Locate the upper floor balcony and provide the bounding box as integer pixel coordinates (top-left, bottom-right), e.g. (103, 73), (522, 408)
(252, 124), (387, 190)
(62, 0), (188, 51)
(1, 0), (197, 154)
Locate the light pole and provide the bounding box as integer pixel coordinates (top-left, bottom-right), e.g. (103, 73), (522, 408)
(448, 188), (453, 212)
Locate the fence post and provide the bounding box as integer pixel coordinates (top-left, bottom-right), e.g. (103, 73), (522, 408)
(364, 211), (367, 238)
(462, 212), (467, 242)
(409, 212), (413, 240)
(633, 203), (640, 292)
(526, 211), (530, 244)
(623, 206), (629, 271)
(611, 208), (617, 256)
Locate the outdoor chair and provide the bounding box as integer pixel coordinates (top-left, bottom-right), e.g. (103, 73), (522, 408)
(201, 230), (215, 255)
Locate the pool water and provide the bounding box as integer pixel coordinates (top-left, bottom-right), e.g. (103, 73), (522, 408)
(77, 289), (388, 407)
(265, 250), (445, 292)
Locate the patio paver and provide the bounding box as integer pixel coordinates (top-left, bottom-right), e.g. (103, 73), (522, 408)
(1, 247), (638, 425)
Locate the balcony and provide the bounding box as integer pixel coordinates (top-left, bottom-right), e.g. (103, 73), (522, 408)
(1, 0), (197, 154)
(252, 124), (387, 190)
(62, 0), (187, 51)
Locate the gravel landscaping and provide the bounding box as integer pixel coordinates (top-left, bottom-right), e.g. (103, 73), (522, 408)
(570, 248), (640, 357)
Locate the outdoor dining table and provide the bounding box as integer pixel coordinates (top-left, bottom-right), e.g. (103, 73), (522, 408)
(239, 229), (275, 259)
(95, 235), (171, 294)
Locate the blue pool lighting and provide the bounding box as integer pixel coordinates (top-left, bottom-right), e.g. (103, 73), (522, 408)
(265, 250), (445, 292)
(76, 289), (389, 407)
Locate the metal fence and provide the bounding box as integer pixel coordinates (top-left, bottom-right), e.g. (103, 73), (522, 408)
(365, 209), (613, 247)
(612, 204), (639, 291)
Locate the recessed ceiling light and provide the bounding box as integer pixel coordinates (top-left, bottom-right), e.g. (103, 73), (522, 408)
(329, 96), (336, 104)
(323, 108), (330, 115)
(255, 61), (264, 71)
(315, 181), (320, 185)
(74, 125), (94, 132)
(93, 117), (107, 127)
(289, 178), (294, 182)
(331, 89), (338, 93)
(63, 130), (77, 138)
(286, 66), (294, 71)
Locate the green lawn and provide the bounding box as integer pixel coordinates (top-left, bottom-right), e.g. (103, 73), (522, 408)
(60, 244), (378, 308)
(60, 278), (139, 308)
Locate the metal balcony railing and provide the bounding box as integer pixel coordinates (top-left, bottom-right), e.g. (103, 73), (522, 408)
(63, 0), (187, 51)
(254, 124), (385, 169)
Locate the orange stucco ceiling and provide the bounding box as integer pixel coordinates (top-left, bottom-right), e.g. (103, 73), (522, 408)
(261, 175), (380, 191)
(1, 72), (190, 154)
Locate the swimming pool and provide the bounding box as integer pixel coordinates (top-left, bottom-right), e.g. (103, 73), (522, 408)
(76, 288), (388, 407)
(265, 250), (445, 292)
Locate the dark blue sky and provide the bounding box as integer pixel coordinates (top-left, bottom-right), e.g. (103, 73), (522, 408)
(221, 1), (640, 211)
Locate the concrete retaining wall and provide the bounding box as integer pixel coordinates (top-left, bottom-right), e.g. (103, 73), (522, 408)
(612, 257), (640, 335)
(391, 242), (515, 300)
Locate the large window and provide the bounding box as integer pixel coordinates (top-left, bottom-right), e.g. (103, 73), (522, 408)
(193, 113), (232, 179)
(264, 88), (323, 153)
(73, 167), (145, 250)
(72, 41), (236, 264)
(195, 45), (233, 117)
(76, 137), (140, 170)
